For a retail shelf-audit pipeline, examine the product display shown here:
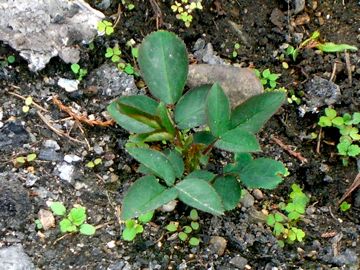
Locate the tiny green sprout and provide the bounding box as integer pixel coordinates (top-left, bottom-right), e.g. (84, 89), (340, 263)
(171, 0), (203, 27)
(122, 211), (154, 241)
(255, 68), (280, 90)
(35, 219), (43, 230)
(50, 203), (96, 236)
(71, 63), (87, 81)
(97, 20), (114, 36)
(232, 43), (241, 58)
(285, 45), (299, 61)
(15, 156), (26, 164)
(105, 45), (122, 63)
(189, 209), (199, 221)
(166, 221), (179, 232)
(178, 231), (188, 241)
(15, 153), (37, 165)
(339, 201), (351, 212)
(7, 55), (15, 64)
(190, 221), (199, 230)
(22, 96), (33, 113)
(86, 158), (102, 168)
(189, 237), (200, 246)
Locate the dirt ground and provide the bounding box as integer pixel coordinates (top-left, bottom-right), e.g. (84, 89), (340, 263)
(0, 0), (359, 269)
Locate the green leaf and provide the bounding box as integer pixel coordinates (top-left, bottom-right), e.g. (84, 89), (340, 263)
(60, 218), (77, 233)
(130, 131), (174, 143)
(122, 222), (143, 241)
(118, 95), (159, 115)
(183, 225), (192, 234)
(348, 144), (360, 157)
(318, 116), (332, 127)
(213, 175), (241, 211)
(239, 158), (286, 189)
(71, 63), (80, 74)
(80, 224), (96, 235)
(174, 85), (211, 129)
(107, 101), (157, 133)
(266, 214), (276, 226)
(262, 69), (271, 78)
(138, 211), (154, 224)
(193, 131), (217, 145)
(157, 102), (176, 135)
(189, 209), (199, 220)
(186, 170), (216, 182)
(273, 222), (284, 236)
(215, 127), (261, 153)
(331, 116), (344, 126)
(175, 178), (224, 216)
(325, 108), (337, 119)
(191, 221), (199, 230)
(178, 232), (188, 241)
(127, 147), (176, 185)
(224, 153), (252, 173)
(50, 202), (67, 216)
(166, 221), (179, 232)
(316, 42), (358, 53)
(121, 175), (178, 220)
(138, 31), (188, 104)
(189, 237), (200, 246)
(206, 83), (230, 137)
(352, 112), (360, 125)
(26, 153), (36, 161)
(164, 149), (184, 179)
(231, 92), (286, 133)
(68, 207), (86, 226)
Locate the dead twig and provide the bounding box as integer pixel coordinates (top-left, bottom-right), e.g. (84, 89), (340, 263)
(316, 127), (322, 154)
(344, 51), (352, 86)
(113, 4), (122, 29)
(338, 172), (360, 204)
(149, 0), (163, 29)
(271, 135), (308, 164)
(52, 96), (114, 127)
(36, 111), (84, 144)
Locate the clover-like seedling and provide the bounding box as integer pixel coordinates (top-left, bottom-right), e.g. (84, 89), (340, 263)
(105, 45), (122, 63)
(266, 184), (309, 247)
(339, 201), (351, 212)
(97, 20), (114, 36)
(318, 108), (360, 165)
(50, 202), (96, 236)
(122, 211), (154, 241)
(285, 45), (299, 62)
(71, 63), (88, 81)
(171, 0), (203, 27)
(107, 30), (287, 221)
(255, 68), (280, 90)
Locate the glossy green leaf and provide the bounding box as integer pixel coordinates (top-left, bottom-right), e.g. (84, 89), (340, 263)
(215, 127), (261, 153)
(224, 153), (252, 173)
(129, 131), (174, 143)
(189, 237), (200, 246)
(107, 101), (157, 133)
(231, 92), (286, 133)
(175, 85), (211, 129)
(68, 207), (86, 226)
(79, 224), (96, 235)
(127, 147), (176, 185)
(164, 149), (184, 179)
(60, 218), (77, 233)
(213, 175), (241, 211)
(175, 178), (224, 216)
(118, 95), (159, 115)
(189, 209), (199, 220)
(50, 202), (67, 216)
(206, 83), (231, 137)
(157, 102), (176, 135)
(316, 42), (357, 53)
(121, 175), (178, 220)
(239, 158), (286, 189)
(185, 170), (216, 182)
(193, 131), (217, 145)
(138, 31), (188, 104)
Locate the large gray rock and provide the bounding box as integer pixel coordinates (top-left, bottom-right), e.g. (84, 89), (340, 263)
(0, 0), (104, 71)
(187, 64), (263, 108)
(0, 245), (35, 270)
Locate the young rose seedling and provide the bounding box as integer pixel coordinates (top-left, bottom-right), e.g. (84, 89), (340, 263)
(122, 211), (154, 241)
(107, 30), (287, 221)
(71, 63), (87, 81)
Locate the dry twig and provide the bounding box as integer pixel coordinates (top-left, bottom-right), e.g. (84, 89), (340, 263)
(338, 172), (360, 204)
(271, 135), (308, 164)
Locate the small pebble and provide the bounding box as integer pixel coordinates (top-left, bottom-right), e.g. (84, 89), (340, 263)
(252, 189), (264, 200)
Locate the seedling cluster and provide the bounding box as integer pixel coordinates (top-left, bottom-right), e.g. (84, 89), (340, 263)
(267, 184), (309, 247)
(122, 211), (154, 241)
(171, 0), (203, 27)
(107, 30), (287, 222)
(50, 202), (96, 236)
(339, 201), (351, 212)
(71, 63), (88, 81)
(166, 209), (200, 246)
(318, 108), (360, 165)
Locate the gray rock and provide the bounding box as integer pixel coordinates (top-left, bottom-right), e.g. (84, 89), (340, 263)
(57, 78), (79, 92)
(252, 189), (264, 200)
(55, 162), (76, 183)
(301, 76), (341, 113)
(0, 173), (32, 230)
(229, 255), (248, 269)
(0, 0), (104, 71)
(0, 245), (35, 270)
(325, 248), (359, 266)
(64, 154), (82, 163)
(85, 63), (139, 97)
(193, 39), (225, 65)
(43, 139), (60, 150)
(209, 236), (227, 256)
(354, 189), (360, 208)
(187, 64), (263, 108)
(293, 0), (305, 14)
(239, 190), (254, 208)
(38, 148), (63, 161)
(0, 122), (29, 153)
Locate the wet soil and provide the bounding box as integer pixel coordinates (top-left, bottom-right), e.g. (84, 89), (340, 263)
(0, 0), (359, 269)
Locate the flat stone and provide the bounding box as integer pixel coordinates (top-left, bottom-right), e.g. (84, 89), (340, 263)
(209, 236), (227, 256)
(55, 162), (75, 183)
(85, 63), (140, 97)
(38, 148), (63, 161)
(0, 173), (32, 230)
(229, 255), (248, 269)
(0, 122), (29, 153)
(239, 190), (254, 208)
(0, 0), (104, 71)
(0, 245), (35, 270)
(187, 64), (263, 108)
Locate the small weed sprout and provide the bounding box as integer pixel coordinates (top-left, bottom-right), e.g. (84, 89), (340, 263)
(97, 20), (114, 36)
(71, 63), (88, 81)
(339, 201), (351, 212)
(122, 211), (154, 241)
(50, 202), (96, 236)
(22, 96), (33, 113)
(171, 0), (203, 27)
(231, 43), (241, 58)
(266, 184), (309, 247)
(318, 108), (360, 165)
(122, 0), (135, 10)
(86, 158), (102, 168)
(15, 153), (37, 166)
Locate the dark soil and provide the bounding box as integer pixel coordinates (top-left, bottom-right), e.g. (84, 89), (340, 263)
(1, 0), (359, 269)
